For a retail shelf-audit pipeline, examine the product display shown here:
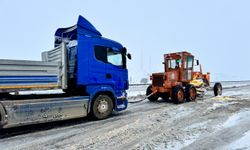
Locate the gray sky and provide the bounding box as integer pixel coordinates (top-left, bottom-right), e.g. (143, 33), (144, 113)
(0, 0), (250, 82)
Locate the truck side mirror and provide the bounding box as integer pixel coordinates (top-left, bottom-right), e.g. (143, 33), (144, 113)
(194, 59), (199, 66)
(121, 47), (127, 54)
(127, 53), (132, 60)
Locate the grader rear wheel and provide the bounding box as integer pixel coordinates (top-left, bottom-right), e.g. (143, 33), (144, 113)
(172, 85), (185, 104)
(185, 84), (197, 102)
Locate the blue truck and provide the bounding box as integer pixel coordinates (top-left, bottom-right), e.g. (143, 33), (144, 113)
(0, 16), (131, 128)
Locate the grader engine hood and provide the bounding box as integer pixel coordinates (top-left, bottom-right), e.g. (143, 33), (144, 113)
(152, 73), (165, 87)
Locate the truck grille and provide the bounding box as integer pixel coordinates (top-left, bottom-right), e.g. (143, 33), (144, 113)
(152, 75), (164, 87)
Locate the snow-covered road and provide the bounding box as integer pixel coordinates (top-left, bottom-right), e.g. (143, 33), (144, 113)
(1, 81), (250, 150)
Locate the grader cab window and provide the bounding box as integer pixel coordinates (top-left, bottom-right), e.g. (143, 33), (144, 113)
(187, 57), (193, 69)
(168, 59), (182, 69)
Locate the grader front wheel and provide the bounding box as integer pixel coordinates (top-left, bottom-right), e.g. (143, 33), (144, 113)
(214, 82), (222, 96)
(146, 85), (159, 102)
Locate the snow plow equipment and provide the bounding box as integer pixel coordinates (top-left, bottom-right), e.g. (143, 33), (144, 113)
(147, 51), (222, 104)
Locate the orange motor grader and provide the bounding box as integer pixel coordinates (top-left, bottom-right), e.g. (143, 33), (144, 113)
(146, 51), (222, 104)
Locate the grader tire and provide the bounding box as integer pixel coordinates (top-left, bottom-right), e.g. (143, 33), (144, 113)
(214, 82), (222, 96)
(185, 84), (197, 102)
(172, 85), (185, 104)
(146, 85), (158, 102)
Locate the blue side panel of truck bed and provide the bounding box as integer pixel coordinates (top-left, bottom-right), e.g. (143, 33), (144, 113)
(0, 76), (58, 85)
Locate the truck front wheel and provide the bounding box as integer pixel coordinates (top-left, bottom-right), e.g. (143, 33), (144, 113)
(91, 95), (113, 120)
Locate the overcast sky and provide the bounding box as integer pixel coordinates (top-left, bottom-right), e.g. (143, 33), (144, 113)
(0, 0), (250, 82)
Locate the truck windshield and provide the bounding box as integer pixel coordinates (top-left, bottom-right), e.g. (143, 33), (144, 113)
(94, 45), (126, 68)
(107, 50), (123, 67)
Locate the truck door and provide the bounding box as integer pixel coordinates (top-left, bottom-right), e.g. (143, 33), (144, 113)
(90, 40), (127, 90)
(90, 44), (108, 85)
(106, 47), (127, 91)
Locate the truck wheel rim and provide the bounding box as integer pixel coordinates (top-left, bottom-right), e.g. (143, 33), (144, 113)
(97, 100), (109, 113)
(177, 90), (184, 102)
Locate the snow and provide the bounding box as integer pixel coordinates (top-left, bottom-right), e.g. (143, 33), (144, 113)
(223, 109), (250, 128)
(1, 81), (250, 150)
(220, 109), (250, 149)
(207, 100), (237, 111)
(127, 85), (147, 97)
(226, 130), (250, 149)
(223, 88), (250, 99)
(216, 81), (250, 89)
(166, 134), (200, 150)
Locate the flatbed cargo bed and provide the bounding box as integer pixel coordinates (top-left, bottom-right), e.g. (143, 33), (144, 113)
(0, 43), (68, 93)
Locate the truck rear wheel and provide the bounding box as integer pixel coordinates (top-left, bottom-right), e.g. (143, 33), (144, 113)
(185, 85), (197, 102)
(214, 82), (222, 96)
(91, 95), (113, 120)
(172, 85), (185, 104)
(146, 85), (158, 102)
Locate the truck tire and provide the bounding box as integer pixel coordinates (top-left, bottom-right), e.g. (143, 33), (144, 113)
(91, 95), (113, 120)
(214, 82), (222, 96)
(185, 84), (197, 102)
(146, 85), (158, 102)
(172, 85), (185, 104)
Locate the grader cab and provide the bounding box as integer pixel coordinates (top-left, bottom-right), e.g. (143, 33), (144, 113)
(146, 51), (222, 104)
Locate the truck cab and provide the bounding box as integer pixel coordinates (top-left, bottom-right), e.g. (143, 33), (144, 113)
(53, 16), (130, 111)
(0, 16), (131, 128)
